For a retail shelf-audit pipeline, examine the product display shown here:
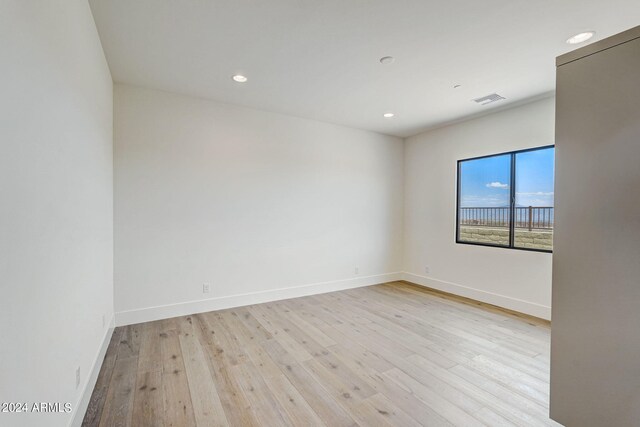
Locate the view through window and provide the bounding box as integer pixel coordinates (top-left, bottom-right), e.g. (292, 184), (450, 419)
(457, 146), (555, 252)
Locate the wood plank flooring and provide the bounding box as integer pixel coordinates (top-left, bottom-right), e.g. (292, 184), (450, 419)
(83, 281), (559, 426)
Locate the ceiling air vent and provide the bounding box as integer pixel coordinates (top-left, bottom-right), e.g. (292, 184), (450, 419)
(472, 93), (506, 105)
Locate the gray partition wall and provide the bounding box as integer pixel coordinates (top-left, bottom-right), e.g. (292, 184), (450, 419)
(551, 26), (640, 426)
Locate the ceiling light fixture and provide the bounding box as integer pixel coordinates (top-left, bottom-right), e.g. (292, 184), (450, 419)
(383, 112), (395, 118)
(379, 56), (395, 65)
(232, 74), (248, 83)
(566, 31), (595, 44)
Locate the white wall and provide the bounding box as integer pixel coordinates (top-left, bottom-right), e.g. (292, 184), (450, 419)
(0, 1), (113, 427)
(403, 97), (555, 319)
(114, 84), (404, 324)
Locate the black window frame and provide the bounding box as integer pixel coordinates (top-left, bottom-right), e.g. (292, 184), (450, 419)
(455, 144), (555, 253)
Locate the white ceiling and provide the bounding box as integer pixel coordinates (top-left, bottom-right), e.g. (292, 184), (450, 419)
(89, 0), (640, 137)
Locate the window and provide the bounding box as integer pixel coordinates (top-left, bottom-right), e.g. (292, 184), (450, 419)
(456, 146), (555, 252)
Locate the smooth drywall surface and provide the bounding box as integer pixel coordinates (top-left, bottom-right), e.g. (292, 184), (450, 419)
(0, 1), (113, 426)
(403, 97), (554, 319)
(551, 30), (640, 426)
(114, 84), (403, 323)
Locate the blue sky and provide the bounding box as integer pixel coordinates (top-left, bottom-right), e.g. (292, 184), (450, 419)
(459, 147), (554, 207)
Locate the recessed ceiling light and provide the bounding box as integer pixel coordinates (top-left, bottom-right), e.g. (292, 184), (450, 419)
(232, 74), (248, 83)
(383, 112), (395, 118)
(379, 56), (395, 65)
(566, 31), (595, 45)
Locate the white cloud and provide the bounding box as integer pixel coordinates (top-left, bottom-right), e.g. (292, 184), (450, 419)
(486, 182), (509, 189)
(516, 191), (554, 196)
(516, 191), (554, 207)
(461, 194), (509, 207)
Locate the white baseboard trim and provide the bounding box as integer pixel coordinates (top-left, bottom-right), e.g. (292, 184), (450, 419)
(402, 272), (551, 320)
(70, 314), (115, 427)
(115, 272), (403, 326)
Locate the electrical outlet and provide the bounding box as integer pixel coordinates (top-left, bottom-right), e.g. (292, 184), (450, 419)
(354, 267), (359, 275)
(203, 283), (210, 294)
(75, 367), (81, 389)
(425, 266), (430, 274)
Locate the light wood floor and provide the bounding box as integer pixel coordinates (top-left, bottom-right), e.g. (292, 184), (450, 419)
(83, 281), (559, 426)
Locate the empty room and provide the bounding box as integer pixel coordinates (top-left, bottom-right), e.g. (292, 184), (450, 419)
(2, 1), (640, 426)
